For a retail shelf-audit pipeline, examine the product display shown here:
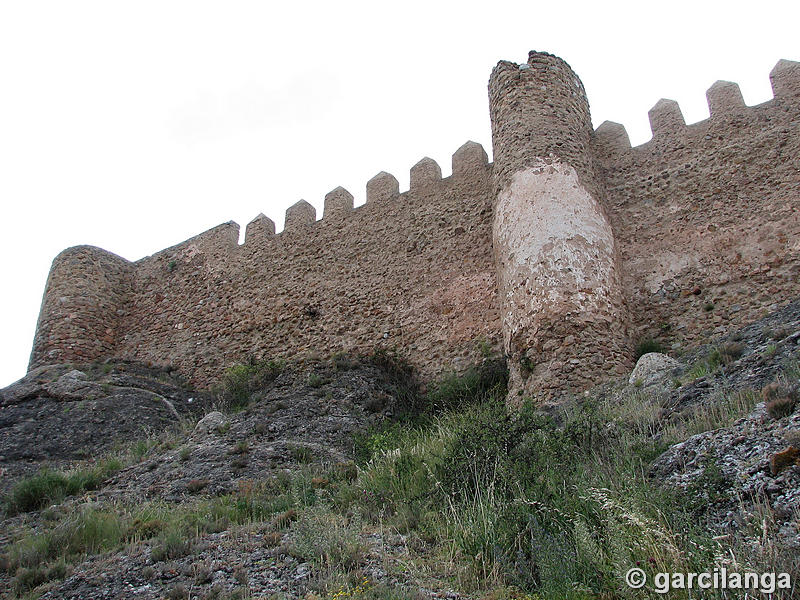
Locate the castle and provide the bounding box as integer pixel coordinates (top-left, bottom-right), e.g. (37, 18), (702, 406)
(29, 51), (800, 402)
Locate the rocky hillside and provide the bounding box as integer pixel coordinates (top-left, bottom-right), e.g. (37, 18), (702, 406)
(0, 302), (799, 599)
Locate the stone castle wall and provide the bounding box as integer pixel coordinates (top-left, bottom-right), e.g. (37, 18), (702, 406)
(594, 59), (800, 357)
(31, 145), (501, 387)
(29, 52), (800, 399)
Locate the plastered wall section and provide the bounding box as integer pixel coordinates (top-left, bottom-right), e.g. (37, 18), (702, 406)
(593, 62), (800, 350)
(105, 147), (501, 387)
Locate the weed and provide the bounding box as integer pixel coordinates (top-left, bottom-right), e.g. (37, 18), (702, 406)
(634, 338), (664, 360)
(8, 507), (126, 570)
(476, 338), (494, 358)
(290, 505), (364, 570)
(290, 445), (315, 464)
(131, 438), (154, 461)
(229, 440), (250, 455)
(166, 583), (189, 599)
(332, 352), (358, 372)
(4, 460), (122, 515)
(519, 355), (534, 377)
(661, 389), (759, 443)
(231, 456), (249, 471)
(151, 528), (193, 562)
(221, 357), (285, 410)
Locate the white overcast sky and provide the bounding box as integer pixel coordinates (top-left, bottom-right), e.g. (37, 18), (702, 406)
(1, 1), (798, 387)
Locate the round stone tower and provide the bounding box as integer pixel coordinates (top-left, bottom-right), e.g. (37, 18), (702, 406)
(29, 245), (134, 370)
(488, 51), (629, 404)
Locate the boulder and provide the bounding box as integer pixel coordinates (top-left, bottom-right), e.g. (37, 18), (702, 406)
(629, 352), (679, 386)
(194, 411), (229, 436)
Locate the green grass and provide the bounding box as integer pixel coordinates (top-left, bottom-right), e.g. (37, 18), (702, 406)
(634, 338), (666, 360)
(220, 357), (285, 410)
(289, 504), (363, 570)
(337, 364), (770, 597)
(3, 354), (785, 599)
(4, 459), (122, 515)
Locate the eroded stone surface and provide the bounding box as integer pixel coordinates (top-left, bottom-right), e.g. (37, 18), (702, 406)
(493, 158), (629, 400)
(629, 352), (680, 386)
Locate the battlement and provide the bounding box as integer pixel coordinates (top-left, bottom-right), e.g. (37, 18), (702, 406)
(29, 53), (800, 402)
(145, 141), (491, 261)
(593, 58), (800, 156)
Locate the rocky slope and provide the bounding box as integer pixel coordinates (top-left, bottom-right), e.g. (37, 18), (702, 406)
(0, 360), (214, 494)
(0, 300), (799, 599)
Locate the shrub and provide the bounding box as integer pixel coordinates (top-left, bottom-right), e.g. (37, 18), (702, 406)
(763, 383), (798, 419)
(186, 479), (209, 494)
(221, 357), (285, 409)
(4, 460), (121, 515)
(289, 505), (363, 570)
(349, 364), (726, 595)
(718, 341), (746, 364)
(766, 396), (796, 419)
(368, 349), (421, 416)
(289, 445), (315, 464)
(353, 422), (407, 464)
(307, 373), (325, 388)
(423, 357), (507, 415)
(634, 338), (664, 360)
(151, 528), (193, 562)
(4, 470), (71, 514)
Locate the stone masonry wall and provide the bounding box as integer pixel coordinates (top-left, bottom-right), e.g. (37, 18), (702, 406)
(594, 59), (800, 354)
(30, 246), (134, 368)
(489, 52), (630, 403)
(96, 143), (499, 387)
(28, 52), (800, 402)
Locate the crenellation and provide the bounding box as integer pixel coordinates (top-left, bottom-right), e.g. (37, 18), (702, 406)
(593, 121), (632, 154)
(284, 200), (316, 231)
(29, 52), (800, 406)
(244, 213), (276, 245)
(366, 171), (400, 204)
(647, 98), (686, 138)
(323, 186), (354, 219)
(770, 59), (800, 98)
(706, 80), (746, 116)
(409, 157), (442, 192)
(451, 141), (489, 179)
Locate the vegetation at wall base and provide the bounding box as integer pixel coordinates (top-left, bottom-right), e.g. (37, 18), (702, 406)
(2, 349), (798, 598)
